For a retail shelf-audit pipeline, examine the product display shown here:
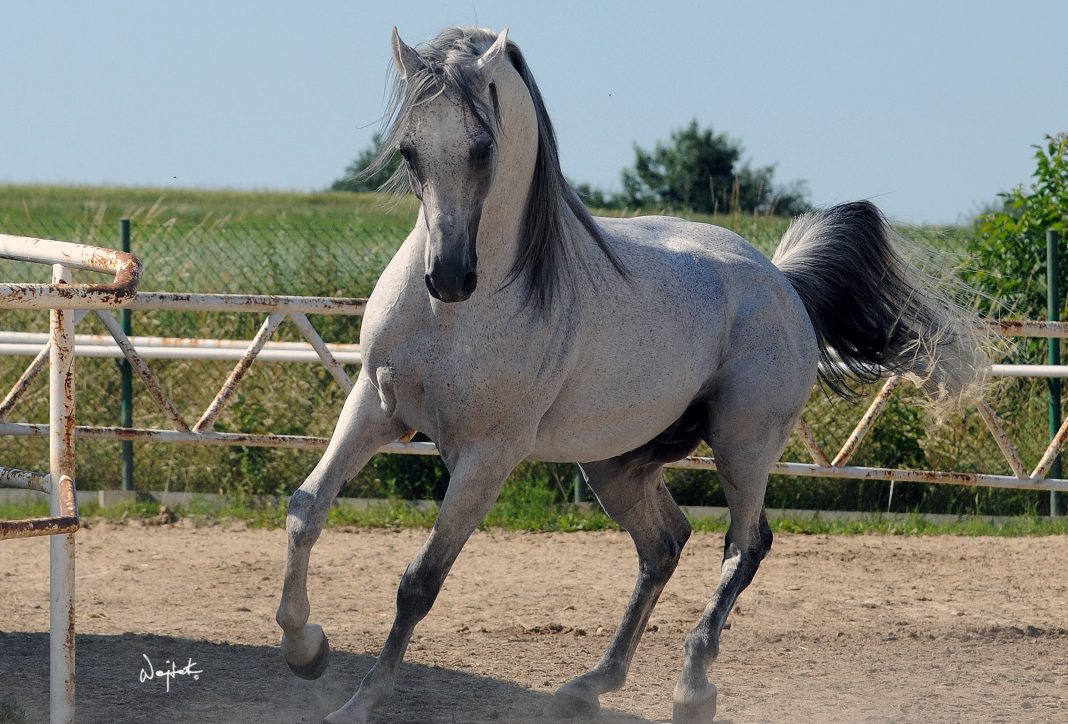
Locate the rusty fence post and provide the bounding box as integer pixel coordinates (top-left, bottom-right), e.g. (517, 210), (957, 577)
(0, 233), (142, 724)
(49, 262), (76, 724)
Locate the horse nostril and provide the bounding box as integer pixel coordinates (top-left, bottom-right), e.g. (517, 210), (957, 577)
(461, 272), (478, 295)
(424, 274), (442, 300)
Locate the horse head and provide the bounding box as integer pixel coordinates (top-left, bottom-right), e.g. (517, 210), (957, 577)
(390, 28), (528, 303)
(370, 27), (623, 311)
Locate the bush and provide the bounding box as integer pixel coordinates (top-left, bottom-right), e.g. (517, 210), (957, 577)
(968, 133), (1068, 330)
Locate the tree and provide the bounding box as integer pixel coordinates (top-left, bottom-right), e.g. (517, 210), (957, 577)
(617, 120), (809, 216)
(968, 133), (1068, 322)
(331, 133), (400, 192)
(572, 181), (614, 210)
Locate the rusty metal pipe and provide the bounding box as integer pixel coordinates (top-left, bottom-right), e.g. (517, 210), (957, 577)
(669, 457), (1068, 493)
(49, 264), (77, 724)
(976, 400), (1027, 479)
(983, 319), (1068, 339)
(831, 376), (902, 467)
(794, 417), (831, 467)
(0, 311), (88, 420)
(94, 310), (190, 432)
(127, 292), (365, 314)
(0, 234), (141, 310)
(289, 312), (355, 394)
(0, 466), (50, 493)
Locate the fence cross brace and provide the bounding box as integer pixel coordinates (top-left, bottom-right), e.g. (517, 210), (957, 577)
(790, 373), (1050, 486)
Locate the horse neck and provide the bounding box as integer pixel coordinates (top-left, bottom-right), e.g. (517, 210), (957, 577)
(475, 181), (528, 293)
(469, 73), (541, 297)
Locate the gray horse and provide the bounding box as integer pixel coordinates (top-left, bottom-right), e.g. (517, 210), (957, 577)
(275, 26), (985, 723)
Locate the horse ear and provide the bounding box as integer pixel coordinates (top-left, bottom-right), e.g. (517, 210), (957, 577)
(391, 27), (425, 81)
(473, 28), (509, 87)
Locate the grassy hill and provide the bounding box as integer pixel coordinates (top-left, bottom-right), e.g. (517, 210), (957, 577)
(0, 183), (973, 260)
(0, 184), (420, 234)
(0, 183), (809, 257)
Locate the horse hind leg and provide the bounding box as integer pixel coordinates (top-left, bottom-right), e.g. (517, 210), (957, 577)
(672, 397), (795, 723)
(547, 459), (691, 719)
(673, 499), (772, 723)
(276, 375), (403, 679)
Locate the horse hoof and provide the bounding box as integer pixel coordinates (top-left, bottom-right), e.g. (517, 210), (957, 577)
(544, 686), (600, 720)
(672, 684), (717, 723)
(287, 628), (330, 680)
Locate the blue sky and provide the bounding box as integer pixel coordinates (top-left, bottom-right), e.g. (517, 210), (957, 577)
(1, 1), (1065, 223)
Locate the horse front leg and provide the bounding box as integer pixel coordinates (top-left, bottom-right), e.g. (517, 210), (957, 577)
(324, 439), (523, 724)
(276, 375), (404, 679)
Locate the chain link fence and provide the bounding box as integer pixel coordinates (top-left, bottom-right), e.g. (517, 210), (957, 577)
(0, 215), (1058, 514)
(1, 217), (416, 499)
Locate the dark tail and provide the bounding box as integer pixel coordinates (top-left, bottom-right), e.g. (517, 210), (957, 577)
(772, 200), (986, 402)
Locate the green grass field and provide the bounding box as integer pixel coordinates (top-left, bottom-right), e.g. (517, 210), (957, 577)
(0, 182), (972, 261)
(0, 182), (807, 254)
(0, 184), (419, 231)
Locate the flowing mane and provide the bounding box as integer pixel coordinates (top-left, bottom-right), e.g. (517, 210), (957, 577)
(367, 26), (627, 311)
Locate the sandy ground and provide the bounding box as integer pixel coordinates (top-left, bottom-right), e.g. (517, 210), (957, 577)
(1, 521), (1066, 723)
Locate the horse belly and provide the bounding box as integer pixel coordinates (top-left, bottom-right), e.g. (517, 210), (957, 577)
(530, 351), (711, 463)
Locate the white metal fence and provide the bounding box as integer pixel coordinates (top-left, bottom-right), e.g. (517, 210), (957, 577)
(5, 281), (1068, 492)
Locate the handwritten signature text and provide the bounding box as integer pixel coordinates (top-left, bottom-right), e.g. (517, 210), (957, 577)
(139, 654), (203, 693)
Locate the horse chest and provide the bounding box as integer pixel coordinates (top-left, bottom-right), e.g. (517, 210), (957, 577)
(370, 324), (556, 443)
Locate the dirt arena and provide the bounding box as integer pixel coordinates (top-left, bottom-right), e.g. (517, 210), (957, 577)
(1, 521), (1066, 723)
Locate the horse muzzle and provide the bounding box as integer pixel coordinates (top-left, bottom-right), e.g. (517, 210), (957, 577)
(424, 218), (480, 303)
(425, 262), (478, 303)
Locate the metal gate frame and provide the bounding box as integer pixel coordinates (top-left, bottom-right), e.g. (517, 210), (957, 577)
(0, 233), (142, 724)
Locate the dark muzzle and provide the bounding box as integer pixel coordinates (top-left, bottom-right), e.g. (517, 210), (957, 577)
(424, 265), (478, 303)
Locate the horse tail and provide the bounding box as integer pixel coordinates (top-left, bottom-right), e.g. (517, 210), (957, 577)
(771, 200), (987, 404)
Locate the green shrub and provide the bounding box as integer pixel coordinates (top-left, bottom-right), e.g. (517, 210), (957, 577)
(968, 133), (1068, 335)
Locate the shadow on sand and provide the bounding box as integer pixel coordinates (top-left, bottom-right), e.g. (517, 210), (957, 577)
(0, 631), (657, 723)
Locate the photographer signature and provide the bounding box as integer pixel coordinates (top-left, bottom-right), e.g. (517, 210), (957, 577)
(139, 654), (203, 693)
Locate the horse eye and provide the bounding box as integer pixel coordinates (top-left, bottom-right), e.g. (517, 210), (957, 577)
(470, 142), (494, 165)
(398, 145), (415, 164)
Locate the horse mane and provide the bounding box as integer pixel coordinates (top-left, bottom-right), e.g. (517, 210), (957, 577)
(366, 27), (627, 312)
